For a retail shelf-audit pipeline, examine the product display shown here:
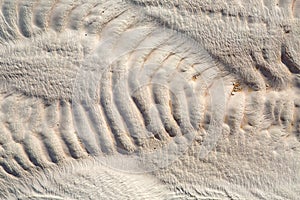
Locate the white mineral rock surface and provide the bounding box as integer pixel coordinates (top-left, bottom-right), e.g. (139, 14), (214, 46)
(0, 0), (299, 199)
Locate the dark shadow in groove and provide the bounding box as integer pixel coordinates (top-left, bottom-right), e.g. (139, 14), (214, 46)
(152, 87), (179, 138)
(281, 44), (300, 74)
(0, 161), (21, 177)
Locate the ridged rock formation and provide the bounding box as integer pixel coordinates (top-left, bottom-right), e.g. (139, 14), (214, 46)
(0, 0), (299, 199)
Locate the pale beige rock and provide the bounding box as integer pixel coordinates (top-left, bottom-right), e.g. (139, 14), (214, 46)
(0, 0), (299, 199)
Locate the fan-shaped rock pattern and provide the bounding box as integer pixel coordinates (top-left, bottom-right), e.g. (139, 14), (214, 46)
(0, 0), (225, 177)
(0, 0), (299, 199)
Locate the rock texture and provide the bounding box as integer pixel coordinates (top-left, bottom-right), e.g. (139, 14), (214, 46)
(0, 0), (299, 199)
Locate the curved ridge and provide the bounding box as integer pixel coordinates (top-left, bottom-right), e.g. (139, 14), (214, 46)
(127, 0), (300, 91)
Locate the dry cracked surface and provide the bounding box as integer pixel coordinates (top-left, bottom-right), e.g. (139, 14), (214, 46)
(0, 0), (299, 199)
